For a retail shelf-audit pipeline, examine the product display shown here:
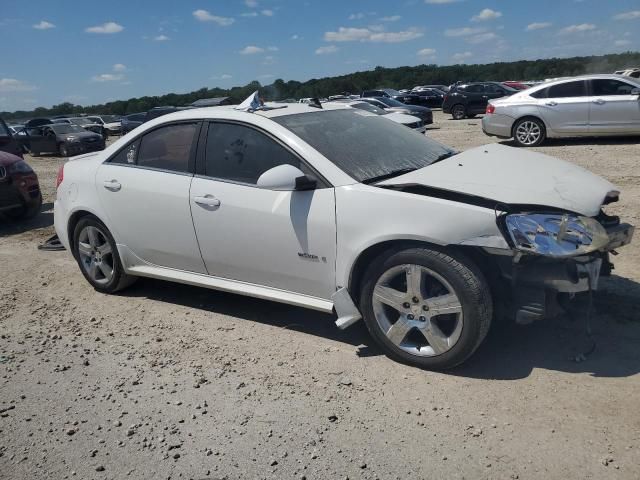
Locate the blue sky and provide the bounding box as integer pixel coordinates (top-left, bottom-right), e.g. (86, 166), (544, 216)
(1, 0), (639, 111)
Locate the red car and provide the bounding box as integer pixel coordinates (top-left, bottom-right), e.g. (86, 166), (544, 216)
(502, 81), (529, 90)
(0, 151), (42, 219)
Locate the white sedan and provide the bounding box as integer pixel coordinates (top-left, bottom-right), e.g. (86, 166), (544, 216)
(54, 100), (634, 370)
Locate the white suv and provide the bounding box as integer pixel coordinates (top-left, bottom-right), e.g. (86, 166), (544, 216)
(54, 101), (634, 369)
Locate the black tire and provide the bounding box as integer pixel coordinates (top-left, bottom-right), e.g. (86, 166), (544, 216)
(59, 143), (68, 157)
(72, 216), (137, 293)
(359, 246), (492, 370)
(512, 117), (546, 147)
(451, 104), (466, 120)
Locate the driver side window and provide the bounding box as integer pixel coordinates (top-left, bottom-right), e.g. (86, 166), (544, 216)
(204, 123), (302, 185)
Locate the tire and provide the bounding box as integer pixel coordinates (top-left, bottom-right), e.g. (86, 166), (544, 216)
(451, 104), (466, 120)
(512, 117), (546, 147)
(359, 246), (492, 370)
(59, 143), (68, 157)
(72, 216), (137, 293)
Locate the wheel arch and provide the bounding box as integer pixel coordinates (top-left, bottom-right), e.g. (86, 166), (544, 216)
(66, 209), (109, 258)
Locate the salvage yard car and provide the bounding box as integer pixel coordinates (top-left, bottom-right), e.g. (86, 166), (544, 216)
(54, 101), (634, 370)
(0, 151), (42, 219)
(19, 124), (105, 157)
(482, 74), (640, 147)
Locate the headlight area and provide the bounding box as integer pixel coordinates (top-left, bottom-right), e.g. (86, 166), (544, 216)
(488, 212), (635, 325)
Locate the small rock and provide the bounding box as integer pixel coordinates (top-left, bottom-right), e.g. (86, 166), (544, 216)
(270, 459), (278, 466)
(328, 415), (338, 422)
(95, 465), (105, 472)
(66, 428), (76, 436)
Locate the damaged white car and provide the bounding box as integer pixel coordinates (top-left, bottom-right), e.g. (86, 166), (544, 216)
(54, 100), (634, 370)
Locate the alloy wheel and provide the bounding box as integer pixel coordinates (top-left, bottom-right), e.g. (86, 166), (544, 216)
(515, 121), (542, 146)
(77, 226), (114, 285)
(372, 264), (464, 357)
(452, 105), (465, 120)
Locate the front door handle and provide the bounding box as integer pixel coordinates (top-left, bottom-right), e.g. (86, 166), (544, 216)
(592, 99), (605, 105)
(545, 101), (558, 107)
(193, 195), (221, 208)
(103, 180), (121, 192)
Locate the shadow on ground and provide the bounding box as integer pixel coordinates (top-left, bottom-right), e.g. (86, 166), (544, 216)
(0, 202), (54, 237)
(500, 136), (640, 148)
(121, 275), (640, 381)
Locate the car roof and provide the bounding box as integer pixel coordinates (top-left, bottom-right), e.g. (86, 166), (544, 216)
(527, 74), (640, 92)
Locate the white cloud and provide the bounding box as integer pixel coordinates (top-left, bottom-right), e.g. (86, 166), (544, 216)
(467, 32), (498, 44)
(212, 73), (233, 80)
(241, 12), (258, 17)
(91, 73), (124, 82)
(615, 39), (631, 46)
(417, 48), (436, 58)
(245, 0), (258, 7)
(324, 26), (423, 43)
(316, 45), (338, 55)
(262, 55), (276, 65)
(0, 78), (37, 92)
(526, 22), (552, 31)
(85, 22), (124, 34)
(381, 15), (401, 22)
(452, 51), (473, 62)
(33, 20), (55, 30)
(261, 9), (274, 16)
(444, 27), (484, 37)
(154, 34), (170, 41)
(613, 11), (640, 21)
(471, 9), (502, 22)
(240, 45), (264, 54)
(559, 23), (596, 34)
(192, 10), (235, 26)
(267, 46), (279, 51)
(112, 63), (126, 72)
(291, 34), (299, 40)
(349, 13), (366, 20)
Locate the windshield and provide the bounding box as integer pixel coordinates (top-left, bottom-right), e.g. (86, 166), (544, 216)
(274, 110), (456, 183)
(51, 124), (86, 134)
(384, 89), (401, 96)
(351, 102), (387, 115)
(376, 97), (408, 108)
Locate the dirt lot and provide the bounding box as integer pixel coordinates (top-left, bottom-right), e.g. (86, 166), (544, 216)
(1, 111), (639, 480)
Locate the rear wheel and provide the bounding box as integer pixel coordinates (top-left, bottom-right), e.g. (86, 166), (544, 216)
(359, 247), (492, 370)
(513, 117), (546, 147)
(451, 104), (466, 120)
(73, 217), (137, 293)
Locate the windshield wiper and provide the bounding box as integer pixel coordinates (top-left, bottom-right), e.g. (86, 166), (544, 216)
(362, 168), (418, 185)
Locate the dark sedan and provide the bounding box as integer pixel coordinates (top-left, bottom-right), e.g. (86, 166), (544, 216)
(120, 112), (146, 134)
(361, 88), (435, 109)
(0, 151), (42, 219)
(359, 97), (433, 125)
(410, 87), (445, 108)
(18, 124), (105, 157)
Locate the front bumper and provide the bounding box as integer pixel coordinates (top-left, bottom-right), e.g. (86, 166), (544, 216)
(65, 140), (105, 156)
(0, 173), (40, 212)
(494, 223), (634, 324)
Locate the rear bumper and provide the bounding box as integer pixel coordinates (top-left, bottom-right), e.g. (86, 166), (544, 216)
(481, 114), (514, 138)
(54, 198), (71, 251)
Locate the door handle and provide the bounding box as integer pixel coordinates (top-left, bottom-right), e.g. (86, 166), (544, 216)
(193, 195), (221, 208)
(103, 180), (121, 192)
(593, 99), (605, 105)
(545, 101), (558, 107)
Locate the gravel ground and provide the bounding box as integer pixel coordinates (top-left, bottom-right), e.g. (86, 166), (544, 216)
(1, 111), (639, 480)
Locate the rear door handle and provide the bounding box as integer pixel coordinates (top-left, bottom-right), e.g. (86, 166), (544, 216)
(545, 101), (558, 106)
(103, 180), (121, 192)
(193, 195), (221, 208)
(593, 99), (606, 105)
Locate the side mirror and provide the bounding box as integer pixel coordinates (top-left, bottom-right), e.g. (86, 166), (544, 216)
(256, 164), (317, 191)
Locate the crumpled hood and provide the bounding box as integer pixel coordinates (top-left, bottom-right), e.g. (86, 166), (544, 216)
(378, 143), (617, 217)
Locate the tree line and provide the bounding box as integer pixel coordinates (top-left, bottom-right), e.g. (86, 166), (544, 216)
(3, 51), (639, 120)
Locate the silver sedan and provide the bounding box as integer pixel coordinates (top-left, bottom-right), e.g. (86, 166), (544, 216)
(482, 74), (640, 147)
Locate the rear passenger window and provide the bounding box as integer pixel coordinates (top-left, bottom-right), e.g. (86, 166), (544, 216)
(110, 139), (141, 165)
(205, 123), (301, 185)
(136, 123), (198, 173)
(547, 81), (587, 98)
(591, 79), (635, 96)
(529, 88), (548, 99)
(466, 84), (484, 93)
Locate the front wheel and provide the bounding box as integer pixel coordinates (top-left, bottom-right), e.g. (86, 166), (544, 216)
(73, 216), (137, 293)
(513, 117), (546, 147)
(451, 104), (466, 120)
(359, 247), (492, 370)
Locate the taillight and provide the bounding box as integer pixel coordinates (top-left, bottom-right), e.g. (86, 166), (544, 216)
(56, 164), (64, 189)
(486, 104), (495, 114)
